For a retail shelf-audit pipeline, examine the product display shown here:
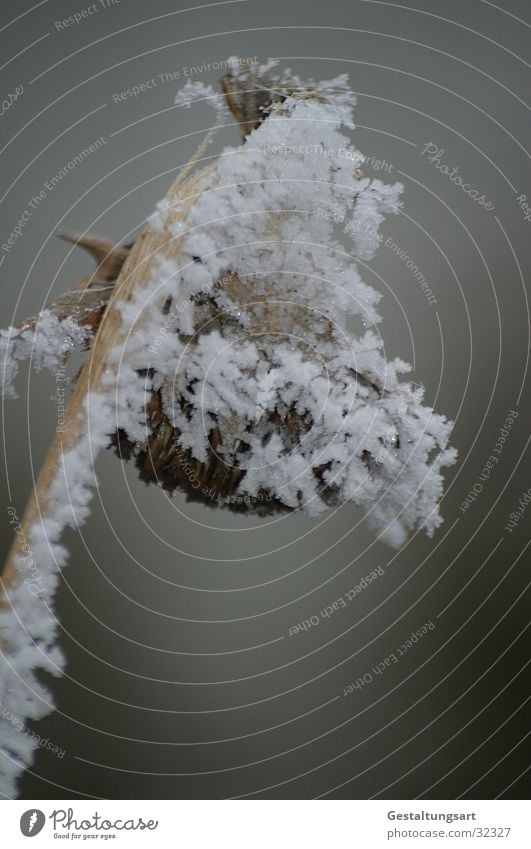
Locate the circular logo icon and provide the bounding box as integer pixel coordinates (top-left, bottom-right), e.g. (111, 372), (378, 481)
(20, 810), (45, 837)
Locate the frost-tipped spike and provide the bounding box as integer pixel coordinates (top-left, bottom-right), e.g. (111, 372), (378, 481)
(57, 231), (132, 281)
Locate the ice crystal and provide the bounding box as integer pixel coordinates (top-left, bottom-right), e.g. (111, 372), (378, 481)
(0, 311), (90, 400)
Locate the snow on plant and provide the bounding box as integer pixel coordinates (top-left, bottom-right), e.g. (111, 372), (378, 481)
(115, 65), (456, 544)
(0, 313), (91, 400)
(0, 62), (456, 796)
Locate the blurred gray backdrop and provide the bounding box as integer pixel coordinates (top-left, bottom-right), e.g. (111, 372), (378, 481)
(0, 0), (529, 799)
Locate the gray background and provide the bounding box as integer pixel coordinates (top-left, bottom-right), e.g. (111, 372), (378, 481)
(0, 0), (529, 799)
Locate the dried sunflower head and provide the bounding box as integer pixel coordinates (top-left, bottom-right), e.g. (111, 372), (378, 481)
(106, 62), (456, 546)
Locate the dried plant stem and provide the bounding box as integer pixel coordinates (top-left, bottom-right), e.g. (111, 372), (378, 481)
(1, 231), (145, 598)
(0, 136), (216, 606)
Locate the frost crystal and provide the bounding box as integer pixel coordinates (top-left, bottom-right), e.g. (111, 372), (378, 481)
(174, 80), (229, 122)
(0, 311), (90, 400)
(0, 391), (115, 797)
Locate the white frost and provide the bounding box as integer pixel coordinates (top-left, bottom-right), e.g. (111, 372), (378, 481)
(0, 311), (90, 400)
(117, 69), (456, 547)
